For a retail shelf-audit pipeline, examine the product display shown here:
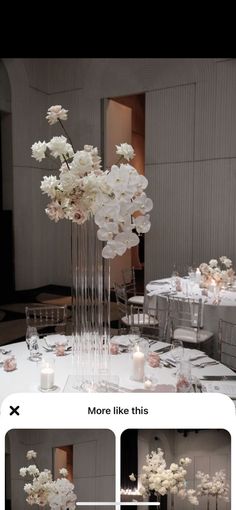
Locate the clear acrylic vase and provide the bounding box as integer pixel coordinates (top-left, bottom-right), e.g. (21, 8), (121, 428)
(71, 219), (110, 391)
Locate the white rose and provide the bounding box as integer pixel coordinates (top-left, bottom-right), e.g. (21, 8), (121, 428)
(19, 467), (27, 477)
(46, 105), (68, 125)
(31, 141), (47, 162)
(116, 143), (135, 161)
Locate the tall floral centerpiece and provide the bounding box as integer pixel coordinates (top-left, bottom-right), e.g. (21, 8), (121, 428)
(19, 450), (77, 509)
(196, 469), (230, 510)
(32, 105), (153, 388)
(130, 448), (199, 509)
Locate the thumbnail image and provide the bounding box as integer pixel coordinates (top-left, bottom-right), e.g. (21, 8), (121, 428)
(121, 429), (230, 509)
(5, 429), (115, 510)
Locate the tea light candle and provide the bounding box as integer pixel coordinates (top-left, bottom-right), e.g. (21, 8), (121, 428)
(132, 346), (145, 381)
(40, 363), (54, 390)
(144, 379), (152, 390)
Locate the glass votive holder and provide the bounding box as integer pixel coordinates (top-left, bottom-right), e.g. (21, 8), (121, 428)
(176, 360), (192, 392)
(3, 355), (17, 372)
(109, 342), (120, 355)
(40, 359), (55, 391)
(55, 342), (66, 356)
(147, 352), (161, 368)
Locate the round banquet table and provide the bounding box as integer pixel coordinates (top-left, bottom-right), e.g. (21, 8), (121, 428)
(0, 336), (235, 405)
(146, 277), (236, 347)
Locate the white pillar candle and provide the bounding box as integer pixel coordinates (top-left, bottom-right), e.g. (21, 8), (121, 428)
(40, 364), (54, 390)
(132, 347), (145, 381)
(195, 267), (201, 283)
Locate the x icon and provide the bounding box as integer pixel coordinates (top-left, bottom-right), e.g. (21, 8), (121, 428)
(9, 405), (20, 416)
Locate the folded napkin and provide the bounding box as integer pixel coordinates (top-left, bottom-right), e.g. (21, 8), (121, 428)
(111, 335), (130, 346)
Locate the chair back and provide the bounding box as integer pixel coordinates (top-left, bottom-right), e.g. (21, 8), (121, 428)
(122, 267), (136, 296)
(169, 296), (204, 334)
(143, 294), (169, 342)
(25, 305), (68, 337)
(114, 284), (128, 317)
(219, 319), (236, 371)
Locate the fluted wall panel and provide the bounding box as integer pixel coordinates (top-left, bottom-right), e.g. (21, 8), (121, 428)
(145, 59), (236, 283)
(193, 159), (236, 264)
(146, 84), (195, 164)
(145, 162), (194, 283)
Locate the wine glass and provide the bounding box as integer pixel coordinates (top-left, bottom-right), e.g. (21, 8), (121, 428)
(26, 326), (42, 361)
(170, 339), (184, 362)
(170, 266), (179, 293)
(25, 326), (37, 349)
(128, 326), (141, 350)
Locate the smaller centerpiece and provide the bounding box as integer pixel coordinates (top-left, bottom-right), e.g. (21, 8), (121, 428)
(196, 469), (230, 510)
(199, 256), (234, 288)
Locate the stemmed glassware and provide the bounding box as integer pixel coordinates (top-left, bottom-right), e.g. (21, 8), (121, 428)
(26, 326), (42, 361)
(128, 326), (141, 349)
(170, 265), (179, 294)
(170, 339), (184, 362)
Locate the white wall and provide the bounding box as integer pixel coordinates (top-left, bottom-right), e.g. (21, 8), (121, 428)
(2, 58), (236, 289)
(6, 428), (115, 510)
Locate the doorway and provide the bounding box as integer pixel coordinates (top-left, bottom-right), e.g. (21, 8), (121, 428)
(53, 445), (73, 481)
(104, 93), (145, 293)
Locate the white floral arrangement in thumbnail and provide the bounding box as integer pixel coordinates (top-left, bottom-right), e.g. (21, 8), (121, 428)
(196, 469), (229, 503)
(20, 449), (77, 509)
(129, 448), (199, 505)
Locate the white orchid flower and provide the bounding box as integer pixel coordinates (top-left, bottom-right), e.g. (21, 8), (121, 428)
(132, 194), (153, 214)
(97, 222), (119, 241)
(102, 240), (126, 259)
(114, 231), (139, 249)
(134, 214), (151, 233)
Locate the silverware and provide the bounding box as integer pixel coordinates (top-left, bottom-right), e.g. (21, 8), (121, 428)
(194, 361), (219, 368)
(190, 355), (208, 362)
(200, 375), (236, 381)
(0, 349), (12, 355)
(154, 346), (172, 354)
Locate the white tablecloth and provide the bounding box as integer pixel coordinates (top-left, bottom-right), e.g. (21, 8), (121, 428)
(0, 337), (235, 405)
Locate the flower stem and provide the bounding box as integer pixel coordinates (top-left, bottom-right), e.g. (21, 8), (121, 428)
(58, 119), (75, 152)
(63, 155), (71, 171)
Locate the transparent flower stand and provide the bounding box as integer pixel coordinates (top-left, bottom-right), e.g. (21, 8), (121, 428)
(71, 220), (111, 391)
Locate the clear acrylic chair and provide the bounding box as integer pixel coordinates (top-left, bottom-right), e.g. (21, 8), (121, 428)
(122, 266), (144, 306)
(142, 294), (169, 343)
(168, 296), (214, 348)
(114, 283), (164, 342)
(25, 305), (68, 339)
(218, 319), (236, 371)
